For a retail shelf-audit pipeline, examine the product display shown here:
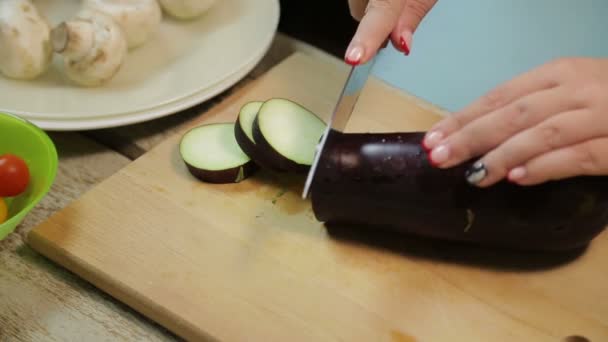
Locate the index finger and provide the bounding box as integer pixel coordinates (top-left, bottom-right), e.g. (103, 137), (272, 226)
(422, 61), (561, 150)
(345, 0), (407, 65)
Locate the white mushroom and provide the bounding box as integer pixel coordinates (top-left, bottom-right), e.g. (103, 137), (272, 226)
(158, 0), (218, 20)
(0, 0), (53, 80)
(83, 0), (162, 49)
(51, 9), (127, 87)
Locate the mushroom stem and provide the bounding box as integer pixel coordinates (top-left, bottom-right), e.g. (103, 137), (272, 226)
(51, 20), (95, 60)
(54, 10), (127, 87)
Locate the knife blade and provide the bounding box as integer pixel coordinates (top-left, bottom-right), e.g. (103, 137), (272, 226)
(302, 55), (378, 199)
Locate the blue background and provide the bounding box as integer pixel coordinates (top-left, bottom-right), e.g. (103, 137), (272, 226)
(372, 0), (608, 112)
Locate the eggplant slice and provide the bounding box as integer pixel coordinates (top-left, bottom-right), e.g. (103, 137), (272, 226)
(252, 98), (326, 173)
(180, 123), (257, 183)
(234, 101), (281, 171)
(235, 101), (263, 148)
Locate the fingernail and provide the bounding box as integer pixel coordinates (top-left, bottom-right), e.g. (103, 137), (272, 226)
(345, 45), (364, 65)
(400, 31), (412, 55)
(423, 131), (443, 151)
(508, 167), (526, 182)
(429, 144), (450, 166)
(465, 161), (488, 185)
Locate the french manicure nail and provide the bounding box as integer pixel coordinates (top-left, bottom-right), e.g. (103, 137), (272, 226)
(400, 31), (412, 55)
(465, 161), (488, 185)
(508, 167), (526, 182)
(429, 145), (450, 166)
(423, 131), (443, 151)
(345, 45), (364, 65)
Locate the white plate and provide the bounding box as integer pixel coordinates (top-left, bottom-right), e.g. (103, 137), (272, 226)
(0, 0), (279, 124)
(29, 45), (266, 131)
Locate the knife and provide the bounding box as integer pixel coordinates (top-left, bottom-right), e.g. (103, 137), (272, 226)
(302, 54), (378, 199)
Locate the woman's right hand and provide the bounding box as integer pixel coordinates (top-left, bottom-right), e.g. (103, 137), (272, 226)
(346, 0), (437, 65)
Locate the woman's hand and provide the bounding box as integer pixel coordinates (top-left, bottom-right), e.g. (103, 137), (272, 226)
(422, 57), (608, 187)
(346, 0), (437, 65)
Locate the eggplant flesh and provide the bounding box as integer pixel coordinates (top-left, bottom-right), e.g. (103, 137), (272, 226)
(252, 98), (326, 173)
(180, 123), (258, 184)
(234, 101), (280, 171)
(310, 131), (608, 251)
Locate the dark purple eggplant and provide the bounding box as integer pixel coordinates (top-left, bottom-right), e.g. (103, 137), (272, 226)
(310, 131), (608, 251)
(234, 101), (263, 157)
(252, 98), (326, 173)
(234, 101), (290, 172)
(180, 123), (258, 184)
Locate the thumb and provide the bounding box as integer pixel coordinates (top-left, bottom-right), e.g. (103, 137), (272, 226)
(391, 0), (437, 55)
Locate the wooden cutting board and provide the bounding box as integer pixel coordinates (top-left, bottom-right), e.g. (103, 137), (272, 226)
(28, 53), (608, 342)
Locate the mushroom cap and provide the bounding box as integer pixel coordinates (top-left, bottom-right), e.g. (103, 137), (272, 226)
(0, 0), (52, 80)
(59, 9), (128, 87)
(158, 0), (218, 20)
(83, 0), (162, 49)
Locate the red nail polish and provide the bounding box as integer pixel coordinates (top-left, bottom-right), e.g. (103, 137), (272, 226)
(421, 140), (431, 152)
(400, 37), (410, 56)
(345, 58), (360, 66)
(345, 46), (363, 66)
(427, 151), (439, 167)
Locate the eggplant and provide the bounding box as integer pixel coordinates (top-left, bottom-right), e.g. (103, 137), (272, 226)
(234, 101), (283, 171)
(310, 131), (608, 251)
(180, 123), (258, 183)
(252, 98), (326, 173)
(234, 101), (262, 153)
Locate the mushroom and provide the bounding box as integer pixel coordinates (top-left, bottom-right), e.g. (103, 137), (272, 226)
(83, 0), (162, 49)
(158, 0), (218, 20)
(51, 9), (127, 87)
(0, 0), (53, 80)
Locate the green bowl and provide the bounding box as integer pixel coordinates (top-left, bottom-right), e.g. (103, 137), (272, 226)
(0, 112), (58, 240)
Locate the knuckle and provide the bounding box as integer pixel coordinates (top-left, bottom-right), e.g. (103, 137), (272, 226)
(369, 0), (396, 11)
(570, 85), (591, 107)
(576, 142), (602, 175)
(481, 88), (508, 111)
(579, 81), (603, 104)
(446, 114), (465, 132)
(405, 0), (433, 18)
(549, 57), (581, 79)
(538, 124), (563, 150)
(505, 100), (530, 131)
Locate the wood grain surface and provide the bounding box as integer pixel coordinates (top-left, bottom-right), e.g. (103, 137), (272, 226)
(27, 52), (608, 342)
(0, 133), (176, 341)
(0, 33), (323, 342)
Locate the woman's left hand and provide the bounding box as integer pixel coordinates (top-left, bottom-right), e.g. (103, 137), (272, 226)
(422, 57), (608, 187)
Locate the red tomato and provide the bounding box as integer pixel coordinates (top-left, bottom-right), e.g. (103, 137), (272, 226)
(0, 154), (30, 197)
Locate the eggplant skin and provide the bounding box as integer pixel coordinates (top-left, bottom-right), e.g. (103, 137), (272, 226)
(252, 114), (310, 173)
(234, 115), (282, 172)
(184, 161), (258, 184)
(310, 131), (608, 252)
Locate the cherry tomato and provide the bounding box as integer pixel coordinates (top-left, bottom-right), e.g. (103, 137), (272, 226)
(0, 197), (7, 224)
(0, 154), (30, 197)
